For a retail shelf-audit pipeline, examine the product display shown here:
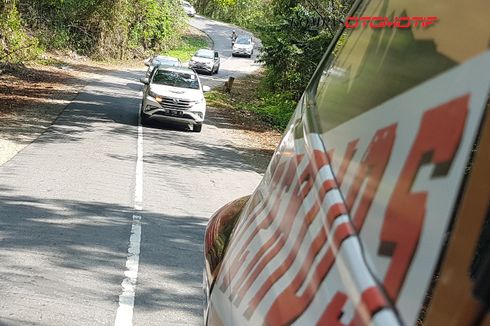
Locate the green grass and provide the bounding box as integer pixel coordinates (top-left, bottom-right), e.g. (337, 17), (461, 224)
(241, 92), (295, 130)
(205, 90), (235, 110)
(165, 35), (209, 62)
(205, 73), (296, 131)
(35, 57), (66, 66)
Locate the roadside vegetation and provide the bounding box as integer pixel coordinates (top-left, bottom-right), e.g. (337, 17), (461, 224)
(195, 0), (353, 130)
(194, 0), (264, 30)
(206, 71), (295, 131)
(0, 0), (189, 65)
(166, 34), (209, 62)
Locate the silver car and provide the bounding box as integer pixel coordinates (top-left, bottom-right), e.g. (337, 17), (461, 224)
(144, 55), (182, 77)
(188, 49), (220, 75)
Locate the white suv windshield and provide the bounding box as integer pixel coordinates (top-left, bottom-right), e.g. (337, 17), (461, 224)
(153, 58), (178, 66)
(195, 50), (213, 59)
(236, 38), (250, 45)
(152, 70), (199, 89)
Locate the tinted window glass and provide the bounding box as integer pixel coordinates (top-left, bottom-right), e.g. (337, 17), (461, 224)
(152, 70), (199, 89)
(236, 37), (251, 45)
(153, 59), (179, 66)
(195, 50), (214, 59)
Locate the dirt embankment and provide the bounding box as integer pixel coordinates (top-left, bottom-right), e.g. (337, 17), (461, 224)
(0, 59), (114, 166)
(1, 64), (76, 165)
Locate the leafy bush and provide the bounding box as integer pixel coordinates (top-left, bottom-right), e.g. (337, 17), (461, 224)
(0, 1), (42, 64)
(245, 91), (296, 130)
(126, 0), (187, 55)
(193, 0), (265, 29)
(206, 73), (297, 131)
(2, 0), (188, 61)
(256, 1), (344, 100)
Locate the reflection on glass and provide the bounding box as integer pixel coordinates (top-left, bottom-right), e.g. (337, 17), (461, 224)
(314, 0), (489, 131)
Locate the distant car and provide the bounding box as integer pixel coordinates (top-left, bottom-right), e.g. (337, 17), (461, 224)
(232, 36), (254, 58)
(188, 49), (220, 75)
(139, 66), (210, 132)
(182, 1), (196, 16)
(144, 55), (181, 77)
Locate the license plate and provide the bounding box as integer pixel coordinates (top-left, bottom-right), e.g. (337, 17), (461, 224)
(170, 110), (182, 116)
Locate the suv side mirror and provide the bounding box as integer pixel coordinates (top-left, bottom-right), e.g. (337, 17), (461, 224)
(202, 85), (211, 92)
(139, 77), (149, 84)
(144, 59), (151, 66)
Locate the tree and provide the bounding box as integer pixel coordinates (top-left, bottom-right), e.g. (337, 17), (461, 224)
(0, 0), (40, 64)
(1, 0), (188, 62)
(193, 0), (265, 29)
(256, 0), (349, 99)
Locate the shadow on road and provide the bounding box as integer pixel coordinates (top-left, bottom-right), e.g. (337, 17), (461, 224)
(0, 190), (205, 320)
(143, 139), (270, 174)
(0, 68), (144, 147)
(133, 211), (206, 316)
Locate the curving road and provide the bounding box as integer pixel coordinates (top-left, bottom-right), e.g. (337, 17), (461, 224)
(189, 15), (262, 88)
(0, 16), (265, 326)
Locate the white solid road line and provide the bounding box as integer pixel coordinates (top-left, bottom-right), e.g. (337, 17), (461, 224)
(134, 118), (144, 211)
(115, 119), (144, 326)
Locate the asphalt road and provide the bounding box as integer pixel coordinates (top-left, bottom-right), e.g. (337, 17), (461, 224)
(189, 15), (261, 88)
(0, 17), (264, 326)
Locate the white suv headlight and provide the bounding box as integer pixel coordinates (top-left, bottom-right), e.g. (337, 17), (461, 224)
(149, 91), (163, 103)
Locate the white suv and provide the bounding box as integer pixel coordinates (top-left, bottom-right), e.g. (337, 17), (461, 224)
(182, 1), (196, 16)
(139, 67), (210, 132)
(232, 36), (254, 58)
